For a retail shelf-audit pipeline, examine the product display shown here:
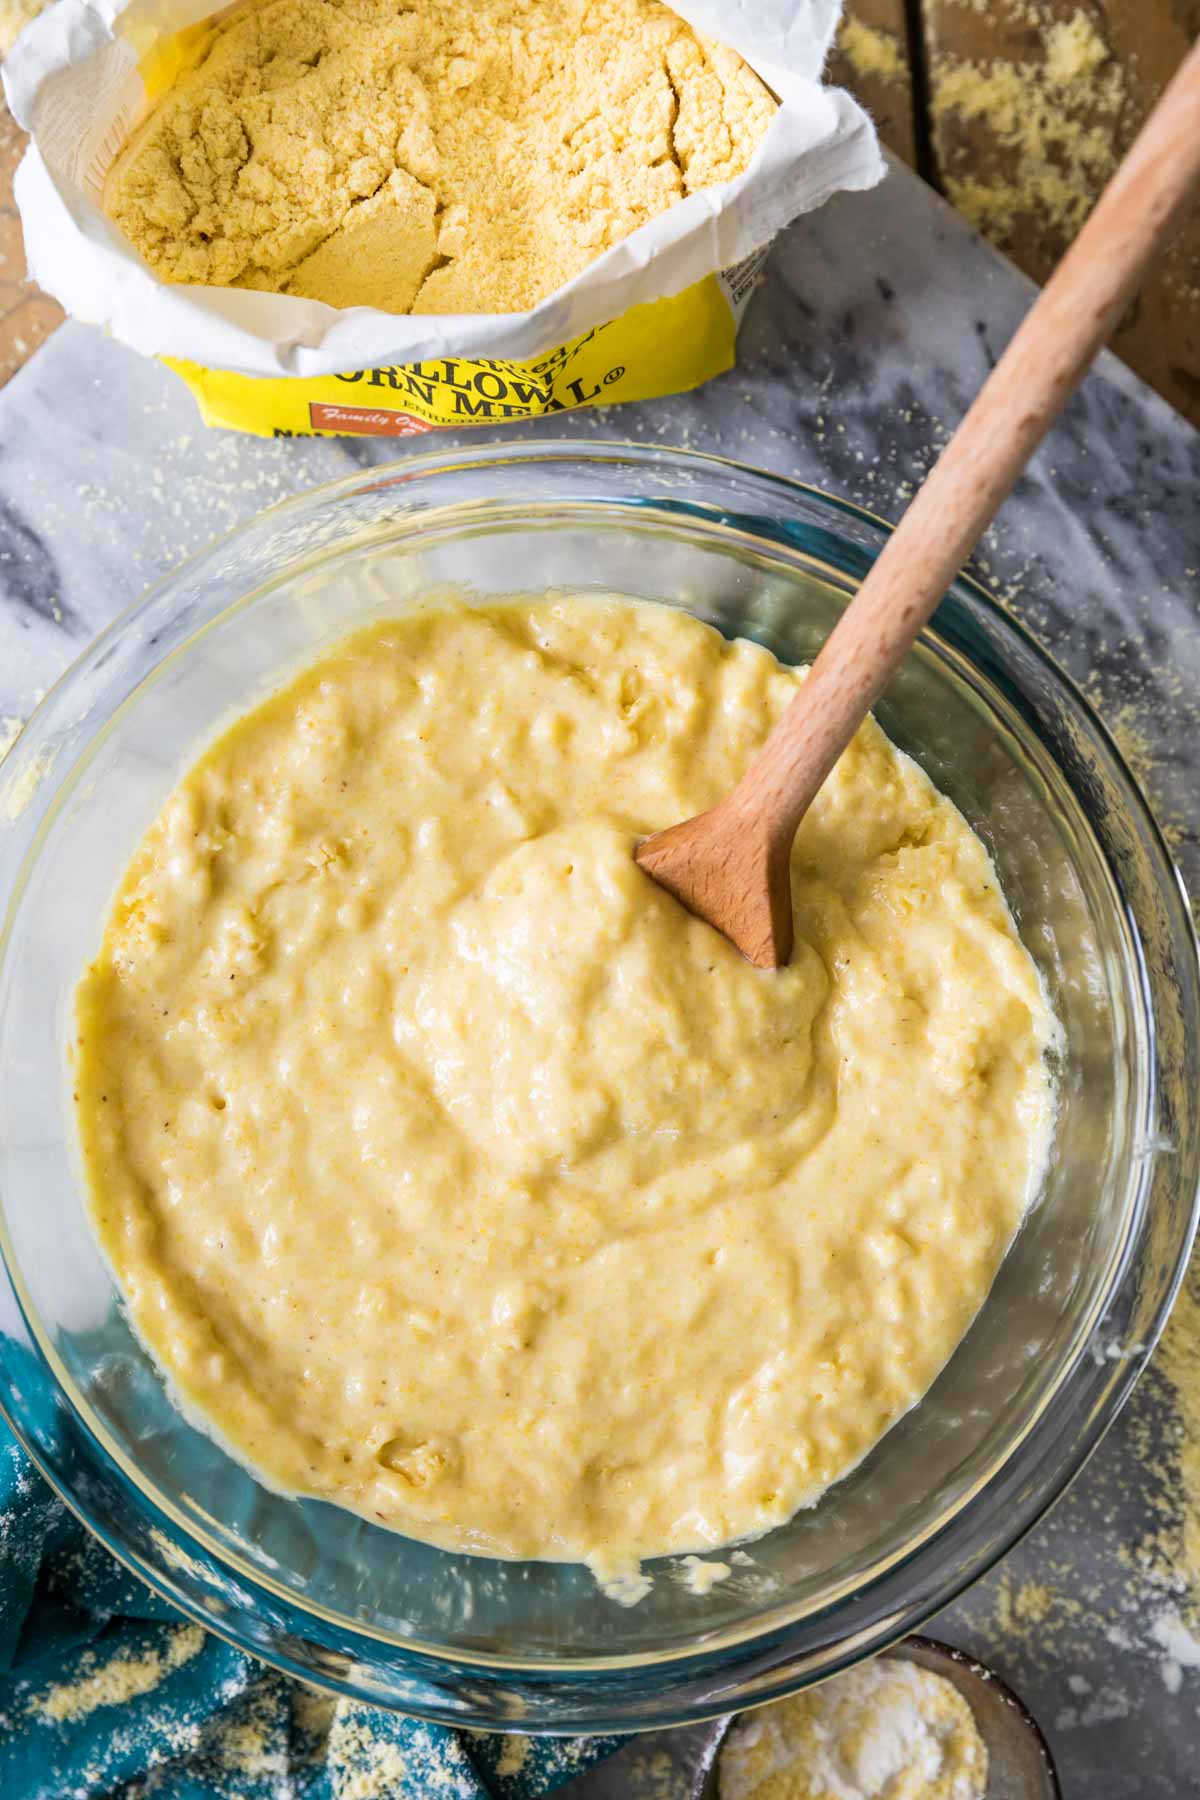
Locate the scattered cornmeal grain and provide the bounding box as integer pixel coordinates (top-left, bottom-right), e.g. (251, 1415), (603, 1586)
(292, 1684), (339, 1762)
(1153, 1267), (1200, 1617)
(495, 1736), (532, 1779)
(836, 15), (905, 87)
(719, 1660), (988, 1800)
(33, 1624), (206, 1724)
(103, 0), (776, 313)
(927, 5), (1124, 247)
(326, 1705), (409, 1800)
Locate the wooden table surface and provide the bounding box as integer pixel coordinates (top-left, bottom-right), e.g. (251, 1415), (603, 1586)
(832, 0), (1200, 423)
(1, 0), (1198, 423)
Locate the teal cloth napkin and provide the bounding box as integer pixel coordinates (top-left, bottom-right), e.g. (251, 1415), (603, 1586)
(0, 1422), (621, 1799)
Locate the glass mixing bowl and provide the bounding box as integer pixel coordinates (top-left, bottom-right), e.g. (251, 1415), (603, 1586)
(0, 443), (1196, 1732)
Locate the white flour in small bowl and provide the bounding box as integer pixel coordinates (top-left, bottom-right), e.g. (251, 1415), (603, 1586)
(719, 1658), (987, 1800)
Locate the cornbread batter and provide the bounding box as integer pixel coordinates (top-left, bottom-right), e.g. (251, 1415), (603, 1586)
(103, 0), (776, 313)
(75, 598), (1054, 1570)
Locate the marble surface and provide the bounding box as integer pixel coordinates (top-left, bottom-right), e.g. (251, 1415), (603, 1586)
(1, 155), (1198, 1795)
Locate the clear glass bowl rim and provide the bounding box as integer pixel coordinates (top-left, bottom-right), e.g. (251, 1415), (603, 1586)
(0, 438), (1196, 1727)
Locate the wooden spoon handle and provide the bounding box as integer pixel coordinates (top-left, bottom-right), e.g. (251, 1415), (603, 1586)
(735, 38), (1200, 849)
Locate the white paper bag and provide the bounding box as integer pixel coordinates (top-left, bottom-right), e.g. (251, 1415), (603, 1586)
(4, 0), (883, 431)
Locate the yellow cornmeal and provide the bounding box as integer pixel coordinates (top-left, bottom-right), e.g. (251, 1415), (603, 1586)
(34, 1625), (205, 1725)
(103, 0), (776, 313)
(74, 598), (1054, 1570)
(719, 1660), (988, 1800)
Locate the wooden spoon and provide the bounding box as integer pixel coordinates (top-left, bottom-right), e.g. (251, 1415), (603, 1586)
(637, 40), (1200, 969)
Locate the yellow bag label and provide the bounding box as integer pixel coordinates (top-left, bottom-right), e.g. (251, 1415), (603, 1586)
(164, 273), (739, 438)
